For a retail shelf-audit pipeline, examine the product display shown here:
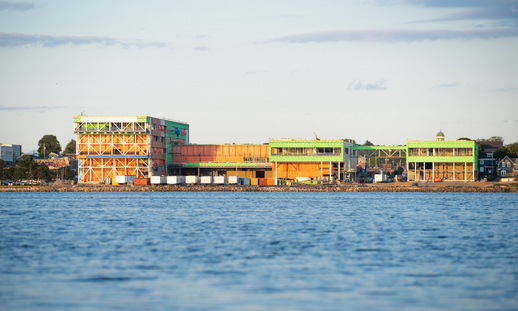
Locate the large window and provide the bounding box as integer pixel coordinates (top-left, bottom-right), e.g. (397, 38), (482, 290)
(409, 147), (472, 157)
(271, 147), (341, 156)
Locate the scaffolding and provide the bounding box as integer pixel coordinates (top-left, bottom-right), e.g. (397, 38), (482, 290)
(74, 116), (190, 182)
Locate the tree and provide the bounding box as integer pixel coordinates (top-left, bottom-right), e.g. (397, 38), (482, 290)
(6, 166), (15, 180)
(505, 142), (518, 157)
(0, 159), (7, 180)
(477, 136), (504, 143)
(16, 156), (38, 180)
(363, 140), (374, 146)
(36, 164), (52, 182)
(37, 135), (61, 158)
(62, 139), (76, 155)
(494, 146), (515, 161)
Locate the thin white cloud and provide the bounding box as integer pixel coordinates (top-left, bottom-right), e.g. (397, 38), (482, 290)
(192, 46), (209, 51)
(404, 0), (518, 24)
(266, 28), (518, 44)
(0, 105), (66, 110)
(0, 32), (168, 48)
(0, 1), (34, 11)
(348, 79), (388, 91)
(433, 82), (458, 88)
(193, 46), (209, 51)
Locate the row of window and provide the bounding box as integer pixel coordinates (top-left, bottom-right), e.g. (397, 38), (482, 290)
(271, 147), (343, 156)
(408, 148), (473, 157)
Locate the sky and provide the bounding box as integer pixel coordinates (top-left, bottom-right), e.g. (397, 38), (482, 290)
(1, 0), (517, 153)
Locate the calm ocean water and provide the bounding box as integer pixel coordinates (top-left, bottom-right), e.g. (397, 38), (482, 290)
(1, 192), (517, 311)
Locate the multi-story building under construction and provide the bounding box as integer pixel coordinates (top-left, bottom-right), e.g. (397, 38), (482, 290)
(74, 116), (188, 182)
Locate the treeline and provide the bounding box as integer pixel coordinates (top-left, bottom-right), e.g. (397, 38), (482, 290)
(0, 156), (53, 182)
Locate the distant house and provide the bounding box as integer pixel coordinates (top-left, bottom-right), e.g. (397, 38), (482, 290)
(477, 140), (503, 180)
(48, 152), (60, 159)
(497, 156), (517, 177)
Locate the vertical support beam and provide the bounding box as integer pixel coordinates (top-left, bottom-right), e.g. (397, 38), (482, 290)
(423, 162), (425, 181)
(414, 162), (417, 181)
(406, 161), (409, 181)
(473, 162), (475, 181)
(432, 162), (435, 183)
(321, 161), (323, 180)
(329, 161), (332, 182)
(338, 162), (341, 182)
(453, 163), (455, 180)
(464, 162), (467, 181)
(275, 162), (277, 180)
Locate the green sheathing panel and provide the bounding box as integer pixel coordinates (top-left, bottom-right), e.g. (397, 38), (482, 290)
(406, 141), (477, 163)
(184, 162), (259, 167)
(73, 116), (81, 122)
(353, 145), (406, 150)
(137, 116), (150, 123)
(269, 140), (343, 163)
(270, 140), (343, 148)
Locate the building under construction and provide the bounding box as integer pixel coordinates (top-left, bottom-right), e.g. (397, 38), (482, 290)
(406, 131), (478, 182)
(269, 139), (357, 181)
(171, 144), (271, 178)
(74, 116), (189, 182)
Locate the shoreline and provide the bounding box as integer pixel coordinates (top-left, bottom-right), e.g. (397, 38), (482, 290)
(1, 181), (515, 193)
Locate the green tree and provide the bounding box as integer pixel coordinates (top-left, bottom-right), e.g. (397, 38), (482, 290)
(505, 142), (518, 157)
(0, 159), (7, 180)
(363, 140), (374, 146)
(6, 166), (15, 180)
(62, 139), (76, 155)
(494, 146), (515, 161)
(36, 164), (52, 182)
(16, 156), (38, 180)
(37, 135), (62, 158)
(477, 136), (504, 143)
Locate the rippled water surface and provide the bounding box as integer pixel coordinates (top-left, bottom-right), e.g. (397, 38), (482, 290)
(1, 192), (517, 310)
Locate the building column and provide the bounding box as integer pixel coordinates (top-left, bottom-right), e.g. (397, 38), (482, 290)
(464, 162), (467, 181)
(423, 162), (425, 181)
(453, 163), (455, 181)
(415, 162), (417, 181)
(321, 162), (323, 180)
(338, 162), (341, 182)
(432, 162), (435, 183)
(330, 161), (332, 181)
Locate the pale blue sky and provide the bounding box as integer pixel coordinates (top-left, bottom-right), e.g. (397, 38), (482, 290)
(1, 0), (517, 152)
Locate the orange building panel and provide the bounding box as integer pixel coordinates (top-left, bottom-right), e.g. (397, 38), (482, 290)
(272, 162), (333, 180)
(173, 145), (269, 164)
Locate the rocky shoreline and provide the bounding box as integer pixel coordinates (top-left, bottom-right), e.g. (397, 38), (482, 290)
(1, 183), (514, 193)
